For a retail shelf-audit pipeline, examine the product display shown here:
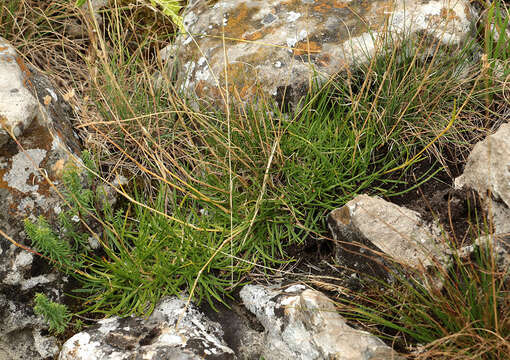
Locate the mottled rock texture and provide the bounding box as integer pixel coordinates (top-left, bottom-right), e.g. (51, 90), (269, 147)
(328, 194), (449, 276)
(0, 36), (81, 360)
(171, 0), (477, 109)
(59, 296), (236, 360)
(455, 123), (510, 235)
(240, 284), (401, 360)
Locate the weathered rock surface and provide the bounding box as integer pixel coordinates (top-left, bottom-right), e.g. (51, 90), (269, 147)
(59, 296), (236, 360)
(460, 234), (510, 275)
(328, 194), (449, 275)
(240, 284), (401, 360)
(0, 293), (59, 360)
(0, 37), (40, 147)
(455, 123), (510, 235)
(0, 36), (82, 359)
(171, 0), (477, 109)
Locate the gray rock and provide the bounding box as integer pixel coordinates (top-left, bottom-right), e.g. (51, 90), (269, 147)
(0, 36), (83, 360)
(328, 194), (449, 275)
(240, 284), (401, 360)
(459, 234), (510, 274)
(0, 294), (59, 360)
(455, 123), (510, 234)
(59, 296), (236, 360)
(169, 0), (477, 110)
(0, 37), (40, 147)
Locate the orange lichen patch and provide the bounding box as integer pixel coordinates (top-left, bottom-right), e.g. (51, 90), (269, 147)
(313, 3), (331, 13)
(244, 30), (263, 41)
(195, 79), (225, 103)
(361, 0), (372, 9)
(281, 0), (302, 7)
(238, 83), (255, 100)
(0, 115), (12, 133)
(440, 7), (459, 21)
(51, 158), (66, 179)
(15, 55), (33, 88)
(375, 1), (394, 16)
(225, 3), (259, 39)
(194, 79), (208, 97)
(317, 54), (332, 67)
(222, 62), (258, 99)
(370, 22), (383, 31)
(225, 62), (256, 82)
(464, 4), (474, 20)
(333, 1), (349, 9)
(43, 95), (52, 106)
(313, 0), (349, 13)
(0, 169), (10, 190)
(293, 41), (322, 56)
(429, 8), (460, 26)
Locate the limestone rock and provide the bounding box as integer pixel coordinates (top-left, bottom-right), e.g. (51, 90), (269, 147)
(170, 0), (477, 109)
(459, 234), (510, 275)
(0, 37), (40, 147)
(59, 296), (236, 360)
(239, 284), (401, 360)
(327, 194), (449, 274)
(0, 36), (82, 360)
(0, 294), (59, 360)
(455, 123), (510, 234)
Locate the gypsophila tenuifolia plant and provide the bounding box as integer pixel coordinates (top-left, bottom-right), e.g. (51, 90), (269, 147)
(33, 293), (72, 335)
(24, 217), (78, 270)
(62, 165), (95, 219)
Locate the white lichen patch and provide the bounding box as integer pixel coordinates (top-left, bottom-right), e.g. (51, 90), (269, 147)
(198, 56), (207, 67)
(21, 274), (57, 291)
(51, 135), (66, 151)
(287, 11), (301, 22)
(286, 29), (308, 49)
(3, 251), (34, 286)
(45, 87), (58, 102)
(182, 36), (193, 46)
(284, 284), (305, 293)
(18, 197), (35, 213)
(183, 11), (198, 29)
(3, 149), (47, 193)
(97, 318), (120, 335)
(88, 236), (100, 250)
(15, 250), (34, 267)
(32, 329), (59, 358)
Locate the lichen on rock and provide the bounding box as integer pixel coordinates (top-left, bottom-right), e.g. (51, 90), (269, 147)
(168, 0), (477, 110)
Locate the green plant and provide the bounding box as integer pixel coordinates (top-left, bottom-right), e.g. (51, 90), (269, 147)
(76, 0), (184, 29)
(24, 217), (80, 270)
(14, 0), (510, 329)
(33, 293), (72, 335)
(66, 5), (507, 316)
(150, 0), (183, 30)
(484, 0), (510, 64)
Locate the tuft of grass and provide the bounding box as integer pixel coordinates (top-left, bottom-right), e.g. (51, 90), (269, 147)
(54, 0), (507, 316)
(337, 232), (510, 359)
